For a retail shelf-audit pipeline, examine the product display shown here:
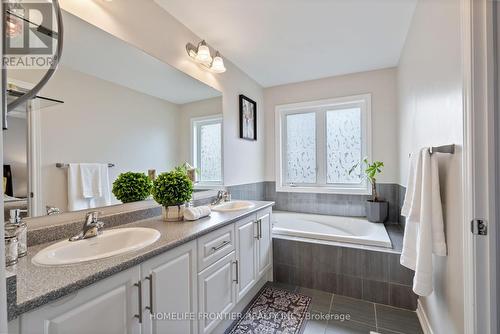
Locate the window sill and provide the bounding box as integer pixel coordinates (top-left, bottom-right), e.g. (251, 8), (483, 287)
(194, 183), (223, 190)
(275, 185), (371, 195)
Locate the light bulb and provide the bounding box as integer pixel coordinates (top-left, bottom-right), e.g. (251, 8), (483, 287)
(211, 52), (226, 73)
(195, 41), (212, 64)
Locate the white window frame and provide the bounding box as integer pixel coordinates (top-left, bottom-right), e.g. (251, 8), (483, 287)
(191, 115), (224, 188)
(275, 93), (372, 195)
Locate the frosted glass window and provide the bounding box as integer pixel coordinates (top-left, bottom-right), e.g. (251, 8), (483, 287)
(193, 117), (223, 185)
(276, 94), (371, 194)
(285, 112), (316, 184)
(326, 108), (362, 184)
(199, 123), (222, 182)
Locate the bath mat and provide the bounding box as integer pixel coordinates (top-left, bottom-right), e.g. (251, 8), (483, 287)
(227, 284), (311, 334)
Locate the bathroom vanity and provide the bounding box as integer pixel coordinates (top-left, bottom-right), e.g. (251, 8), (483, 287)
(7, 201), (274, 334)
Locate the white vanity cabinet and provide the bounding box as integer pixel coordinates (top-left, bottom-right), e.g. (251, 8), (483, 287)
(17, 207), (273, 334)
(140, 240), (198, 334)
(20, 266), (142, 334)
(197, 251), (237, 334)
(256, 209), (273, 277)
(235, 215), (258, 301)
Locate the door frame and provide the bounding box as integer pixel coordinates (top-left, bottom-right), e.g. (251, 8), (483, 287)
(462, 0), (498, 333)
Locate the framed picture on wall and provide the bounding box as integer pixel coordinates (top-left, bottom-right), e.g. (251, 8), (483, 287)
(239, 94), (257, 141)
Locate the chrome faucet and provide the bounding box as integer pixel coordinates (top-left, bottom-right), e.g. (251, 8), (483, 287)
(69, 211), (104, 241)
(212, 190), (231, 206)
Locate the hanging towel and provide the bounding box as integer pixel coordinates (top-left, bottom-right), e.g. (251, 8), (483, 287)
(184, 206), (211, 221)
(400, 148), (447, 297)
(79, 163), (102, 198)
(68, 163), (89, 211)
(89, 164), (111, 209)
(67, 163), (111, 211)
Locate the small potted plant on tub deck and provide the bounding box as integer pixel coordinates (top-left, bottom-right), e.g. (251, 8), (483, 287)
(152, 169), (194, 222)
(350, 158), (388, 223)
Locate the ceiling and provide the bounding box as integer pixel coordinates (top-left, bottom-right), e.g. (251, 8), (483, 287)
(61, 11), (221, 104)
(154, 0), (417, 87)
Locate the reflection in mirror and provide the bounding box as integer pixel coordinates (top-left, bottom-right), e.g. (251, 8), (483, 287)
(3, 12), (223, 219)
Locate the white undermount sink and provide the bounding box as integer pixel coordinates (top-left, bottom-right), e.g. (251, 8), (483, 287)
(32, 227), (160, 266)
(211, 200), (256, 212)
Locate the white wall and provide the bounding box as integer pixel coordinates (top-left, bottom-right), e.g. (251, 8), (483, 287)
(178, 97), (223, 165)
(264, 67), (399, 184)
(3, 116), (27, 197)
(11, 66), (182, 212)
(397, 0), (464, 333)
(59, 0), (265, 187)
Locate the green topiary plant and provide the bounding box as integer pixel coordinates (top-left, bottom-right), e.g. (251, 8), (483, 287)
(152, 170), (194, 207)
(112, 172), (153, 203)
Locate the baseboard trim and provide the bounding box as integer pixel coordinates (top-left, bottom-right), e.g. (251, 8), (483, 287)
(416, 299), (434, 334)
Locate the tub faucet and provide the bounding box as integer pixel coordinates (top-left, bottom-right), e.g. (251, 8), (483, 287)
(69, 211), (104, 241)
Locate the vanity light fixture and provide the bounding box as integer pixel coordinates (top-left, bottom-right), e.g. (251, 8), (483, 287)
(186, 40), (226, 73)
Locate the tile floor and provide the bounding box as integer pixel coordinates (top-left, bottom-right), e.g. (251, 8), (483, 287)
(270, 283), (423, 334)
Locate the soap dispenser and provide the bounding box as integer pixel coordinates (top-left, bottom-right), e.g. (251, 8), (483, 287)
(7, 209), (28, 257)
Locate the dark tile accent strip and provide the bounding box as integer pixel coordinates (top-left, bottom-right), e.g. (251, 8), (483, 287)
(399, 184), (407, 228)
(265, 181), (401, 222)
(227, 182), (267, 201)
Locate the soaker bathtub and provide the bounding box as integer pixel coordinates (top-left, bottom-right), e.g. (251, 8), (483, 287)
(272, 211), (392, 248)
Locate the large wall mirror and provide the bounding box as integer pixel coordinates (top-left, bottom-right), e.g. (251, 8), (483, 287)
(3, 12), (223, 219)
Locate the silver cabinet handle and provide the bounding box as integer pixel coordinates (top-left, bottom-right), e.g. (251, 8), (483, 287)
(211, 240), (230, 252)
(145, 274), (153, 314)
(254, 220), (259, 239)
(258, 219), (263, 239)
(233, 260), (239, 284)
(134, 280), (142, 323)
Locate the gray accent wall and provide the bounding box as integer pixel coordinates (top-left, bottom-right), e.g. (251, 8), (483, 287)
(228, 181), (405, 223)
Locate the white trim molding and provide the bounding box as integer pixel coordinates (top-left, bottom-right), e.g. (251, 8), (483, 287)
(416, 300), (434, 334)
(463, 0), (498, 332)
(274, 93), (372, 195)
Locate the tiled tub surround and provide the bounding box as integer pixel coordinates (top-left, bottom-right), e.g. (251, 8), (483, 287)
(229, 182), (403, 223)
(273, 238), (417, 310)
(6, 201), (274, 320)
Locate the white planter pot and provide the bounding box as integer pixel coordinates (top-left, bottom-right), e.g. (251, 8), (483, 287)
(162, 204), (186, 222)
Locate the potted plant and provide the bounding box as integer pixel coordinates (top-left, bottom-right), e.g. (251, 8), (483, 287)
(350, 158), (388, 223)
(112, 172), (152, 203)
(152, 169), (194, 222)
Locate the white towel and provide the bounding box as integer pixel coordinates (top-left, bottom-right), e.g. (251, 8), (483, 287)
(67, 163), (111, 211)
(400, 148), (447, 296)
(68, 163), (88, 211)
(90, 164), (111, 209)
(184, 206), (211, 221)
(79, 163), (102, 198)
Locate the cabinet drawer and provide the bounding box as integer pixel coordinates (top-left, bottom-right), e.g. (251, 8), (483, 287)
(197, 223), (235, 271)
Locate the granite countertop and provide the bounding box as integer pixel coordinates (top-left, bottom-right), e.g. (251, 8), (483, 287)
(8, 201), (274, 320)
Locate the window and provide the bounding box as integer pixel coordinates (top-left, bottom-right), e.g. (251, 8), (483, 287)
(275, 94), (371, 194)
(192, 115), (223, 186)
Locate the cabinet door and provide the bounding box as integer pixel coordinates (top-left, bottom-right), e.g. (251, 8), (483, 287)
(141, 240), (198, 334)
(257, 210), (272, 278)
(21, 267), (141, 334)
(235, 215), (257, 301)
(197, 251), (236, 334)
